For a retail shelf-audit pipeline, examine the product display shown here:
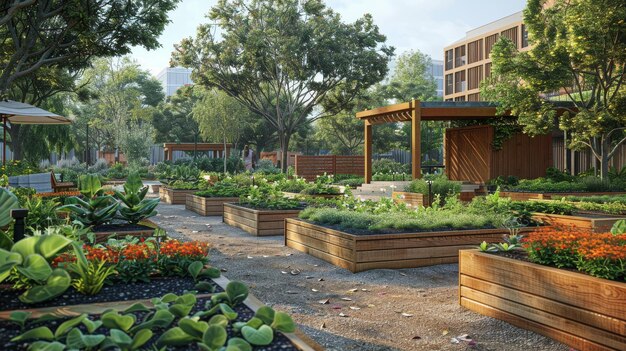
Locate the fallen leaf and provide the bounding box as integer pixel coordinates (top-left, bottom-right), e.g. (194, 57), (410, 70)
(320, 322), (326, 329)
(348, 288), (358, 293)
(220, 268), (227, 272)
(311, 288), (318, 292)
(313, 264), (319, 267)
(401, 313), (413, 317)
(286, 253), (293, 256)
(191, 230), (198, 233)
(281, 271), (288, 274)
(318, 278), (325, 282)
(247, 256), (253, 259)
(340, 297), (352, 301)
(399, 272), (407, 276)
(450, 338), (459, 344)
(457, 334), (471, 341)
(318, 299), (329, 304)
(290, 269), (301, 275)
(361, 289), (369, 292)
(262, 255), (268, 258)
(305, 276), (314, 279)
(286, 291), (298, 294)
(338, 313), (348, 317)
(442, 330), (449, 336)
(367, 304), (375, 308)
(349, 306), (360, 310)
(412, 336), (422, 340)
(332, 306), (342, 309)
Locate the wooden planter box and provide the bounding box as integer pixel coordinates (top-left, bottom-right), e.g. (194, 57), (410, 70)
(500, 191), (626, 201)
(92, 219), (159, 243)
(459, 250), (626, 351)
(392, 191), (425, 207)
(532, 212), (625, 233)
(284, 218), (511, 273)
(224, 203), (301, 236)
(0, 275), (322, 351)
(186, 194), (240, 216)
(159, 187), (198, 204)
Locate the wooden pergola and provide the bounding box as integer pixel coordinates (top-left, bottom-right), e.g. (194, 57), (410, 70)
(163, 143), (233, 161)
(356, 100), (500, 183)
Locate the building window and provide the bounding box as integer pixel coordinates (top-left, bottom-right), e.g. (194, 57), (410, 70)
(454, 46), (466, 68)
(521, 24), (529, 48)
(467, 39), (483, 64)
(467, 66), (483, 90)
(445, 74), (453, 95)
(445, 50), (453, 71)
(501, 27), (519, 49)
(468, 93), (480, 102)
(454, 71), (466, 93)
(485, 63), (492, 78)
(454, 96), (466, 102)
(485, 33), (499, 59)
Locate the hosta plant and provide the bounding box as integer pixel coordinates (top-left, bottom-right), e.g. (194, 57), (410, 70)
(113, 172), (159, 223)
(0, 234), (73, 303)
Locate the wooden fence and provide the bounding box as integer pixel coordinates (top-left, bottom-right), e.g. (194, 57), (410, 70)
(294, 155), (364, 181)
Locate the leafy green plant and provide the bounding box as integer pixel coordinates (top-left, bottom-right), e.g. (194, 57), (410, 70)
(477, 241), (497, 253)
(239, 184), (302, 210)
(65, 243), (117, 295)
(22, 196), (65, 233)
(611, 220), (626, 235)
(113, 172), (159, 223)
(0, 188), (20, 227)
(195, 178), (250, 198)
(405, 175), (461, 199)
(0, 234), (73, 303)
(58, 174), (119, 226)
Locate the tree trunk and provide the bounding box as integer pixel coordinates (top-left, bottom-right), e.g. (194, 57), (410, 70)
(279, 132), (291, 173)
(600, 136), (610, 180)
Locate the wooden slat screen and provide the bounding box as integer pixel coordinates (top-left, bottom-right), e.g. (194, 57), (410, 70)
(501, 27), (519, 48)
(295, 155), (364, 181)
(467, 39), (483, 64)
(467, 66), (483, 90)
(491, 132), (552, 180)
(445, 126), (492, 182)
(485, 34), (499, 59)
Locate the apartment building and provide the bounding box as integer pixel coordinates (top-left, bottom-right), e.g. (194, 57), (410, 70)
(156, 67), (193, 97)
(443, 11), (529, 101)
(429, 59), (444, 97)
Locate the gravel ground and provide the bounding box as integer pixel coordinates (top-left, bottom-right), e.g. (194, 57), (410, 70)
(152, 203), (571, 351)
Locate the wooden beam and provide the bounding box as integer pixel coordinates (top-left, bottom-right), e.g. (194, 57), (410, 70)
(364, 121), (372, 184)
(411, 100), (421, 179)
(356, 102), (412, 119)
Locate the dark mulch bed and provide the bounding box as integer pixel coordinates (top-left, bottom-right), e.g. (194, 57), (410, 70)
(92, 223), (154, 233)
(1, 296), (298, 351)
(297, 219), (498, 236)
(0, 276), (222, 311)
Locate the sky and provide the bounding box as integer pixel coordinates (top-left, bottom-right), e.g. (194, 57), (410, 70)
(130, 0), (527, 76)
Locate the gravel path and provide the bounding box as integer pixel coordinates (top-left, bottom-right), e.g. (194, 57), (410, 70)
(152, 203), (570, 351)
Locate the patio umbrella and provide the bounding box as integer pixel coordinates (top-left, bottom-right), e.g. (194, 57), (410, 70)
(0, 100), (72, 165)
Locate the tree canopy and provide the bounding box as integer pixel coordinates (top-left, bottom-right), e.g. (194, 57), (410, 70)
(384, 50), (438, 102)
(173, 0), (393, 170)
(0, 0), (181, 94)
(482, 0), (626, 179)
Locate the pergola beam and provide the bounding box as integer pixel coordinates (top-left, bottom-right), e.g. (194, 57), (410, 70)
(411, 99), (421, 179)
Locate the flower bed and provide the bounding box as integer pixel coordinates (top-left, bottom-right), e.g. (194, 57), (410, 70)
(159, 186), (198, 204)
(285, 218), (513, 272)
(186, 194), (240, 216)
(224, 203), (302, 236)
(459, 250), (626, 351)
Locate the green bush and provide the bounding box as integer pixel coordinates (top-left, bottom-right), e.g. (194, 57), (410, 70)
(195, 179), (250, 198)
(372, 159), (409, 174)
(405, 175), (461, 198)
(336, 177), (364, 188)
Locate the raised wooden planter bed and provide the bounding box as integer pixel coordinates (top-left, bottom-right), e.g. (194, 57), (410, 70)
(159, 187), (198, 204)
(224, 203), (301, 236)
(459, 250), (626, 351)
(500, 191), (626, 201)
(186, 194), (240, 216)
(0, 275), (322, 351)
(532, 212), (625, 232)
(92, 219), (159, 243)
(392, 191), (424, 207)
(284, 218), (512, 272)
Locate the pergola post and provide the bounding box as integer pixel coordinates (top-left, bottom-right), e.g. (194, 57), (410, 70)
(364, 121), (372, 184)
(411, 99), (421, 179)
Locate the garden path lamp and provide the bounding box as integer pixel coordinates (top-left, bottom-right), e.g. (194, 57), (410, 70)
(0, 100), (71, 165)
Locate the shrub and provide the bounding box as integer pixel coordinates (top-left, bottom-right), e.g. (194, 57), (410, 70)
(239, 184), (302, 210)
(195, 179), (249, 198)
(405, 175), (461, 198)
(336, 177), (364, 188)
(254, 159), (281, 174)
(372, 159), (409, 174)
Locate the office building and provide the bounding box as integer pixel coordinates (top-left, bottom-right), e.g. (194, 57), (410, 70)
(156, 67), (193, 97)
(443, 11), (529, 101)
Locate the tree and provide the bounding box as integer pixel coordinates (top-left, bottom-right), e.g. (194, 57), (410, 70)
(384, 50), (438, 102)
(152, 86), (202, 144)
(0, 0), (180, 95)
(74, 57), (164, 164)
(482, 0), (626, 179)
(193, 89), (251, 173)
(173, 0), (393, 171)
